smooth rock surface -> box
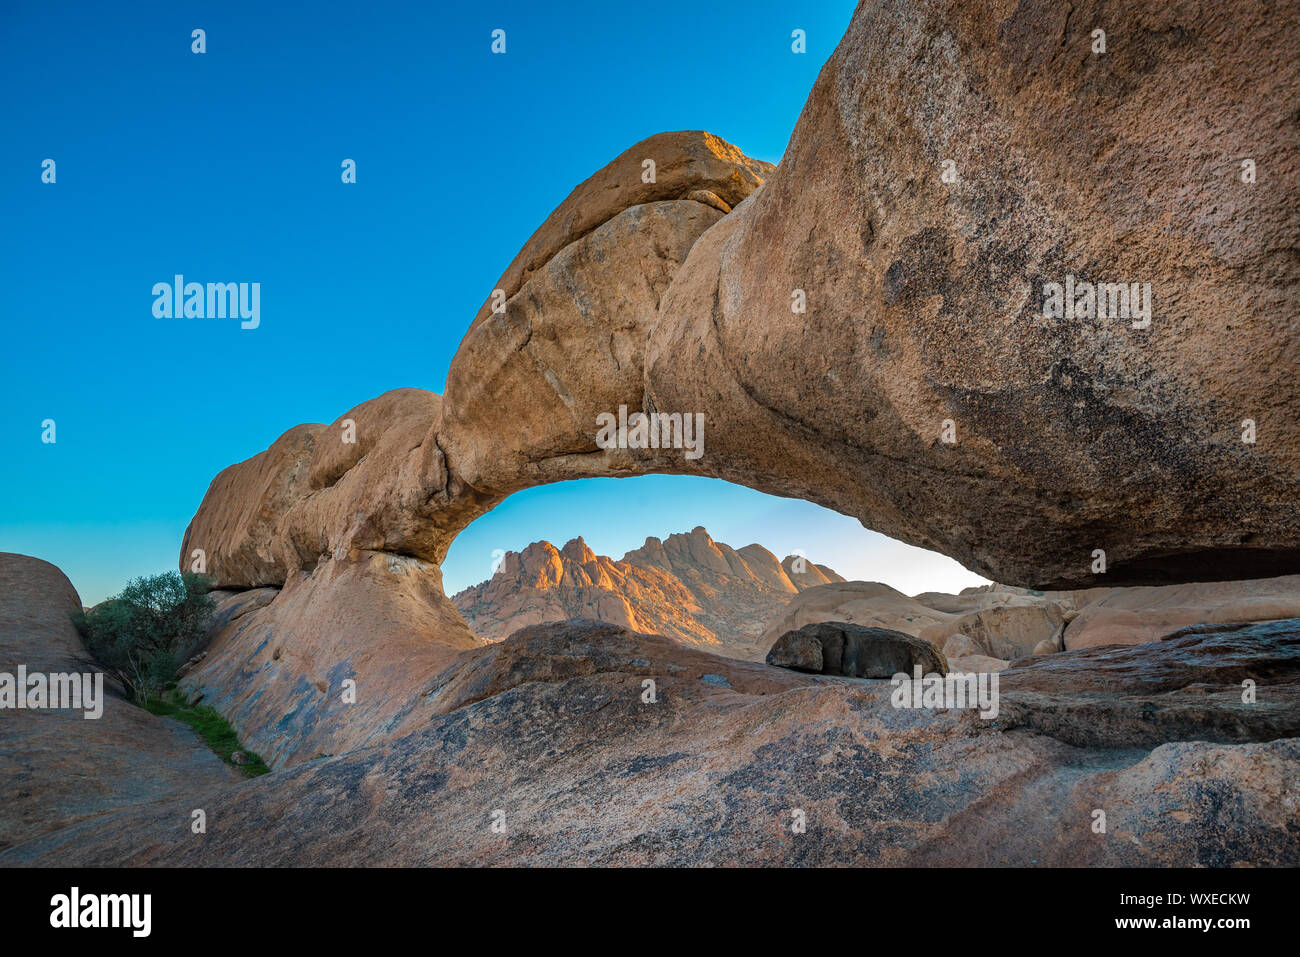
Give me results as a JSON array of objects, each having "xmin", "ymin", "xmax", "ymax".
[
  {"xmin": 644, "ymin": 0, "xmax": 1300, "ymax": 588},
  {"xmin": 179, "ymin": 550, "xmax": 480, "ymax": 768},
  {"xmin": 766, "ymin": 575, "xmax": 1300, "ymax": 652}
]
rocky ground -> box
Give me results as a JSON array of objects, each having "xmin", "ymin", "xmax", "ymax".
[
  {"xmin": 2, "ymin": 554, "xmax": 1297, "ymax": 866},
  {"xmin": 765, "ymin": 575, "xmax": 1300, "ymax": 663}
]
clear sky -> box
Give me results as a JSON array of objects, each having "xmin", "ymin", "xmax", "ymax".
[{"xmin": 1, "ymin": 0, "xmax": 989, "ymax": 605}]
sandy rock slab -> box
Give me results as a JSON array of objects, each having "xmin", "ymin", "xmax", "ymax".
[
  {"xmin": 5, "ymin": 620, "xmax": 1295, "ymax": 867},
  {"xmin": 766, "ymin": 575, "xmax": 1300, "ymax": 655}
]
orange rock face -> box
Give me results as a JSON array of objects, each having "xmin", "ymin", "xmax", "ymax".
[{"xmin": 452, "ymin": 527, "xmax": 841, "ymax": 656}]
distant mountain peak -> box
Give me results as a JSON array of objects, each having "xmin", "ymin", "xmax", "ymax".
[
  {"xmin": 560, "ymin": 537, "xmax": 596, "ymax": 564},
  {"xmin": 453, "ymin": 527, "xmax": 842, "ymax": 654}
]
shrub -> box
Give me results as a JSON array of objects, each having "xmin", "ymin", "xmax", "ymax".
[{"xmin": 73, "ymin": 571, "xmax": 215, "ymax": 703}]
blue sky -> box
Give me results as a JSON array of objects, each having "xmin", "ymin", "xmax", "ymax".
[{"xmin": 1, "ymin": 0, "xmax": 988, "ymax": 604}]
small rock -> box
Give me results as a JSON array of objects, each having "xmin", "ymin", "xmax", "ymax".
[
  {"xmin": 230, "ymin": 751, "xmax": 250, "ymax": 766},
  {"xmin": 948, "ymin": 653, "xmax": 1010, "ymax": 673}
]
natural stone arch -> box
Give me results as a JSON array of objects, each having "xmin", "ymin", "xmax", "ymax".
[
  {"xmin": 180, "ymin": 132, "xmax": 777, "ymax": 593},
  {"xmin": 178, "ymin": 0, "xmax": 1300, "ymax": 762}
]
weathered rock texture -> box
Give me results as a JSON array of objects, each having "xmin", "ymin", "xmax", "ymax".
[
  {"xmin": 763, "ymin": 574, "xmax": 1300, "ymax": 655},
  {"xmin": 453, "ymin": 526, "xmax": 841, "ymax": 656},
  {"xmin": 467, "ymin": 131, "xmax": 775, "ymax": 329},
  {"xmin": 644, "ymin": 0, "xmax": 1300, "ymax": 587},
  {"xmin": 7, "ymin": 619, "xmax": 1297, "ymax": 867},
  {"xmin": 995, "ymin": 618, "xmax": 1300, "ymax": 749},
  {"xmin": 179, "ymin": 551, "xmax": 479, "ymax": 767},
  {"xmin": 0, "ymin": 554, "xmax": 235, "ymax": 851}
]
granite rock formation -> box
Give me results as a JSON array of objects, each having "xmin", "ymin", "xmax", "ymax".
[
  {"xmin": 453, "ymin": 526, "xmax": 842, "ymax": 655},
  {"xmin": 11, "ymin": 0, "xmax": 1299, "ymax": 868},
  {"xmin": 645, "ymin": 0, "xmax": 1300, "ymax": 588},
  {"xmin": 6, "ymin": 617, "xmax": 1297, "ymax": 867},
  {"xmin": 763, "ymin": 575, "xmax": 1300, "ymax": 655}
]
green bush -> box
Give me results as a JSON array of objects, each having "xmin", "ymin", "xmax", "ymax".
[{"xmin": 73, "ymin": 571, "xmax": 215, "ymax": 704}]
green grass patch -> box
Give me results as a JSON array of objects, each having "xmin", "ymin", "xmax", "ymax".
[{"xmin": 144, "ymin": 692, "xmax": 270, "ymax": 777}]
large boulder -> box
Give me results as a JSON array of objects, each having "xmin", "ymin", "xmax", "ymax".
[
  {"xmin": 766, "ymin": 575, "xmax": 1300, "ymax": 655},
  {"xmin": 766, "ymin": 622, "xmax": 948, "ymax": 677},
  {"xmin": 1061, "ymin": 575, "xmax": 1300, "ymax": 649}
]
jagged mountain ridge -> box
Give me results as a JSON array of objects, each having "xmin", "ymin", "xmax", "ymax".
[{"xmin": 451, "ymin": 525, "xmax": 842, "ymax": 654}]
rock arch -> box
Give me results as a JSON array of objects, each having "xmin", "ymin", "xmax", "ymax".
[{"xmin": 178, "ymin": 1, "xmax": 1300, "ymax": 765}]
